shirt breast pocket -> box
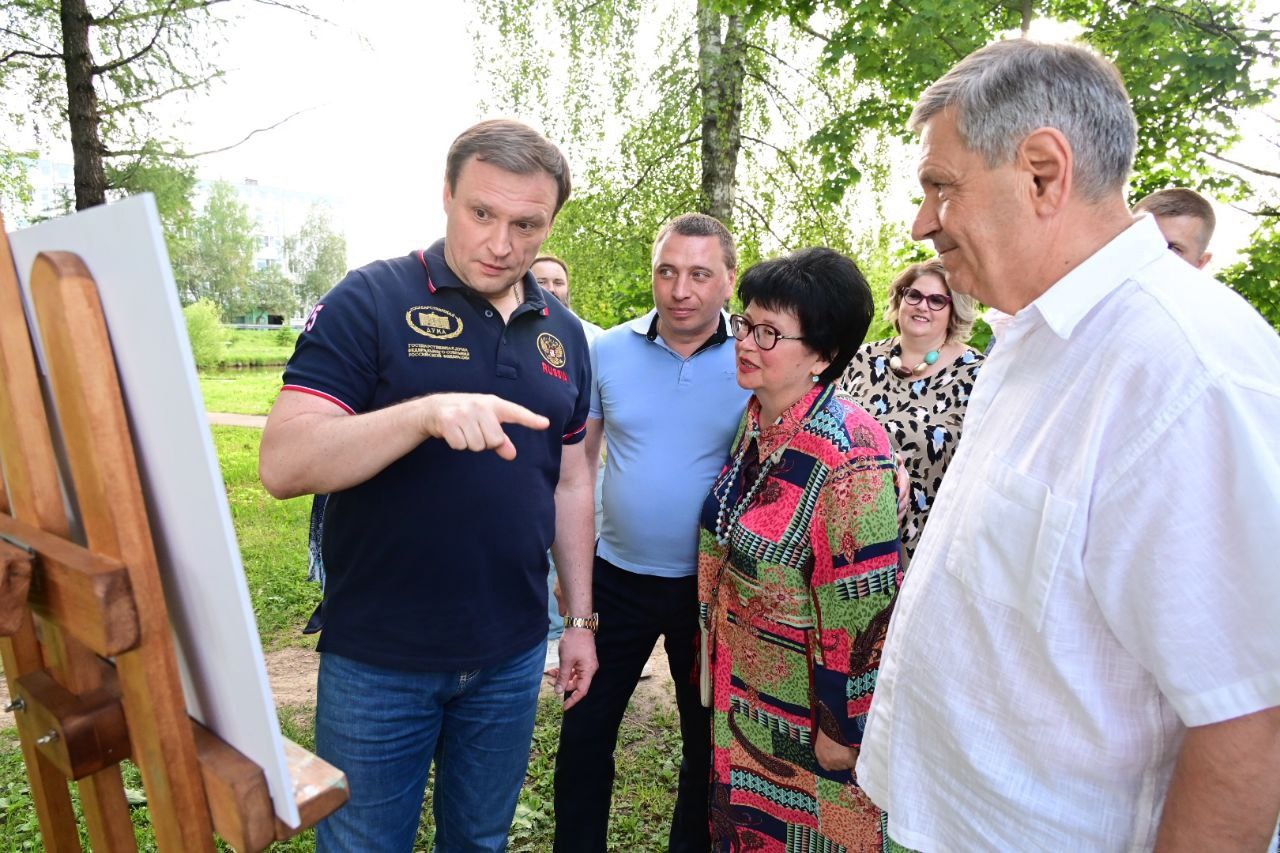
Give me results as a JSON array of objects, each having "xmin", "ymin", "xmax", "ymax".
[{"xmin": 944, "ymin": 460, "xmax": 1076, "ymax": 630}]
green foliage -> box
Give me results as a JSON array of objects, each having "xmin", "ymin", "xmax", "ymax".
[
  {"xmin": 284, "ymin": 205, "xmax": 348, "ymax": 312},
  {"xmin": 107, "ymin": 141, "xmax": 199, "ymax": 258},
  {"xmin": 475, "ymin": 0, "xmax": 913, "ymax": 323},
  {"xmin": 0, "ymin": 0, "xmax": 229, "ymax": 209},
  {"xmin": 249, "ymin": 263, "xmax": 300, "ymax": 319},
  {"xmin": 1221, "ymin": 218, "xmax": 1280, "ymax": 330},
  {"xmin": 0, "ymin": 149, "xmax": 36, "ymax": 213},
  {"xmin": 473, "ymin": 0, "xmax": 1279, "ymax": 325},
  {"xmin": 171, "ymin": 181, "xmax": 262, "ymax": 316},
  {"xmin": 0, "ymin": 733, "xmax": 42, "ymax": 848},
  {"xmin": 183, "ymin": 298, "xmax": 229, "ymax": 369}
]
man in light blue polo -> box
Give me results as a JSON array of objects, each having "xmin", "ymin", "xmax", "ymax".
[{"xmin": 553, "ymin": 213, "xmax": 749, "ymax": 852}]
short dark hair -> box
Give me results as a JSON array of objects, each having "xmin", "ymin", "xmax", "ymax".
[
  {"xmin": 445, "ymin": 120, "xmax": 572, "ymax": 214},
  {"xmin": 653, "ymin": 212, "xmax": 737, "ymax": 272},
  {"xmin": 738, "ymin": 247, "xmax": 874, "ymax": 385},
  {"xmin": 1132, "ymin": 188, "xmax": 1216, "ymax": 250}
]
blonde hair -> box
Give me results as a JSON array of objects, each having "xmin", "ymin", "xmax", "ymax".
[{"xmin": 885, "ymin": 259, "xmax": 977, "ymax": 345}]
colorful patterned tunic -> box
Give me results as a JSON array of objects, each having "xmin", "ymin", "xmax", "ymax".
[
  {"xmin": 697, "ymin": 384, "xmax": 902, "ymax": 852},
  {"xmin": 838, "ymin": 338, "xmax": 982, "ymax": 565}
]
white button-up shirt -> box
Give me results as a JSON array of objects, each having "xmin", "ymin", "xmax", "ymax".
[{"xmin": 857, "ymin": 216, "xmax": 1280, "ymax": 851}]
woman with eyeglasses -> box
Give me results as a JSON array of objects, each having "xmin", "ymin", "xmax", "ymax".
[
  {"xmin": 697, "ymin": 248, "xmax": 901, "ymax": 851},
  {"xmin": 838, "ymin": 258, "xmax": 983, "ymax": 566}
]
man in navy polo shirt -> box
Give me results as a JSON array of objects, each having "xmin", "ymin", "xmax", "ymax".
[
  {"xmin": 260, "ymin": 119, "xmax": 598, "ymax": 853},
  {"xmin": 553, "ymin": 213, "xmax": 751, "ymax": 852}
]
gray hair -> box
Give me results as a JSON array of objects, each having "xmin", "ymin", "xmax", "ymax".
[
  {"xmin": 885, "ymin": 259, "xmax": 978, "ymax": 346},
  {"xmin": 652, "ymin": 213, "xmax": 738, "ymax": 272},
  {"xmin": 446, "ymin": 120, "xmax": 572, "ymax": 214},
  {"xmin": 910, "ymin": 39, "xmax": 1137, "ymax": 203}
]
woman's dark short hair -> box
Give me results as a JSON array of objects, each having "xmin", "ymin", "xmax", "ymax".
[{"xmin": 738, "ymin": 247, "xmax": 874, "ymax": 385}]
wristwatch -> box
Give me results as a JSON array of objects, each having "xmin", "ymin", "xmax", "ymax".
[{"xmin": 563, "ymin": 612, "xmax": 599, "ymax": 633}]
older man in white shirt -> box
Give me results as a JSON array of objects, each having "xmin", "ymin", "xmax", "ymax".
[{"xmin": 857, "ymin": 39, "xmax": 1280, "ymax": 851}]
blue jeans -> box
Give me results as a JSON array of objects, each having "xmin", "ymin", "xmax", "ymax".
[{"xmin": 315, "ymin": 643, "xmax": 544, "ymax": 852}]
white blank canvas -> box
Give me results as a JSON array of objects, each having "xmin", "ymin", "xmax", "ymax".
[{"xmin": 8, "ymin": 194, "xmax": 299, "ymax": 828}]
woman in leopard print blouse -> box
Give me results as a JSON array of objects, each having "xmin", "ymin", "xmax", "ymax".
[{"xmin": 839, "ymin": 259, "xmax": 983, "ymax": 565}]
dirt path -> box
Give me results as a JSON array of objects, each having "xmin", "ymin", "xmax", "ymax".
[
  {"xmin": 207, "ymin": 411, "xmax": 268, "ymax": 427},
  {"xmin": 264, "ymin": 642, "xmax": 678, "ymax": 713}
]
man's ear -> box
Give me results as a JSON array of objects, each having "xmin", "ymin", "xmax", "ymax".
[
  {"xmin": 442, "ymin": 179, "xmax": 453, "ymax": 212},
  {"xmin": 1019, "ymin": 128, "xmax": 1072, "ymax": 216},
  {"xmin": 1196, "ymin": 251, "xmax": 1213, "ymax": 271}
]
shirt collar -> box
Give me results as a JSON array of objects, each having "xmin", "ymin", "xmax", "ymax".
[
  {"xmin": 747, "ymin": 383, "xmax": 832, "ymax": 461},
  {"xmin": 1030, "ymin": 216, "xmax": 1167, "ymax": 340},
  {"xmin": 628, "ymin": 309, "xmax": 730, "ymax": 354},
  {"xmin": 417, "ymin": 239, "xmax": 550, "ymax": 317}
]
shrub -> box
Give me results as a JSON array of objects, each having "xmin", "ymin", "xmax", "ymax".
[
  {"xmin": 274, "ymin": 326, "xmax": 298, "ymax": 347},
  {"xmin": 184, "ymin": 299, "xmax": 228, "ymax": 369}
]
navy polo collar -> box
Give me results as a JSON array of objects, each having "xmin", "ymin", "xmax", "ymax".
[{"xmin": 417, "ymin": 239, "xmax": 551, "ymax": 318}]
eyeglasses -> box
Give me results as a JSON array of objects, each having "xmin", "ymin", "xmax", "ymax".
[
  {"xmin": 729, "ymin": 314, "xmax": 805, "ymax": 351},
  {"xmin": 902, "ymin": 287, "xmax": 952, "ymax": 311}
]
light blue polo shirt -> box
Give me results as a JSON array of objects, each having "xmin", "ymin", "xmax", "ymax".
[{"xmin": 590, "ymin": 310, "xmax": 749, "ymax": 577}]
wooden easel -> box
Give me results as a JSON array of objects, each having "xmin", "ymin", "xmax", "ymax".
[{"xmin": 0, "ymin": 213, "xmax": 346, "ymax": 851}]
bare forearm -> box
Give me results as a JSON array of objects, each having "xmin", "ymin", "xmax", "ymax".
[
  {"xmin": 1155, "ymin": 707, "xmax": 1280, "ymax": 851},
  {"xmin": 260, "ymin": 397, "xmax": 431, "ymax": 498},
  {"xmin": 260, "ymin": 391, "xmax": 549, "ymax": 498},
  {"xmin": 551, "ymin": 476, "xmax": 594, "ymax": 618}
]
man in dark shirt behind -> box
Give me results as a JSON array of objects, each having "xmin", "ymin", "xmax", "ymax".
[{"xmin": 260, "ymin": 119, "xmax": 598, "ymax": 853}]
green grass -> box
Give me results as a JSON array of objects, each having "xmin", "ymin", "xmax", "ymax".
[
  {"xmin": 408, "ymin": 698, "xmax": 680, "ymax": 851},
  {"xmin": 219, "ymin": 328, "xmax": 298, "ymax": 368},
  {"xmin": 213, "ymin": 425, "xmax": 319, "ymax": 646},
  {"xmin": 199, "ymin": 368, "xmax": 284, "ymax": 415}
]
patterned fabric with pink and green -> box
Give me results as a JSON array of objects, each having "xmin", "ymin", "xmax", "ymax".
[{"xmin": 698, "ymin": 384, "xmax": 902, "ymax": 852}]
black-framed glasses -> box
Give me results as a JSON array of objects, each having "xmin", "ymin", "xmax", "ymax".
[
  {"xmin": 729, "ymin": 314, "xmax": 805, "ymax": 351},
  {"xmin": 902, "ymin": 287, "xmax": 952, "ymax": 311}
]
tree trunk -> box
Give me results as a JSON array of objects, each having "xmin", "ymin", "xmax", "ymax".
[
  {"xmin": 697, "ymin": 0, "xmax": 744, "ymax": 225},
  {"xmin": 60, "ymin": 0, "xmax": 107, "ymax": 209},
  {"xmin": 1021, "ymin": 0, "xmax": 1033, "ymax": 37}
]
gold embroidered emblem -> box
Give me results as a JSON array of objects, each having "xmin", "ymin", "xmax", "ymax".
[
  {"xmin": 406, "ymin": 306, "xmax": 463, "ymax": 340},
  {"xmin": 537, "ymin": 332, "xmax": 567, "ymax": 369}
]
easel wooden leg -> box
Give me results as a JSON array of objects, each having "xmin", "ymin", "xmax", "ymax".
[
  {"xmin": 2, "ymin": 213, "xmax": 346, "ymax": 851},
  {"xmin": 1, "ymin": 214, "xmax": 134, "ymax": 850},
  {"xmin": 31, "ymin": 251, "xmax": 215, "ymax": 850},
  {"xmin": 42, "ymin": 630, "xmax": 138, "ymax": 851},
  {"xmin": 0, "ymin": 629, "xmax": 82, "ymax": 853}
]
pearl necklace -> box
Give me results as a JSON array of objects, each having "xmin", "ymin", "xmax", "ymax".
[
  {"xmin": 888, "ymin": 340, "xmax": 940, "ymax": 377},
  {"xmin": 713, "ymin": 386, "xmax": 833, "ymax": 545}
]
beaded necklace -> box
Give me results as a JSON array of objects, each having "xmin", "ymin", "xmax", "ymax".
[
  {"xmin": 713, "ymin": 385, "xmax": 833, "ymax": 546},
  {"xmin": 888, "ymin": 339, "xmax": 941, "ymax": 377}
]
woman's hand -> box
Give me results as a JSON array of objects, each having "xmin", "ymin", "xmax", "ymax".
[
  {"xmin": 893, "ymin": 453, "xmax": 910, "ymax": 521},
  {"xmin": 814, "ymin": 729, "xmax": 860, "ymax": 771}
]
